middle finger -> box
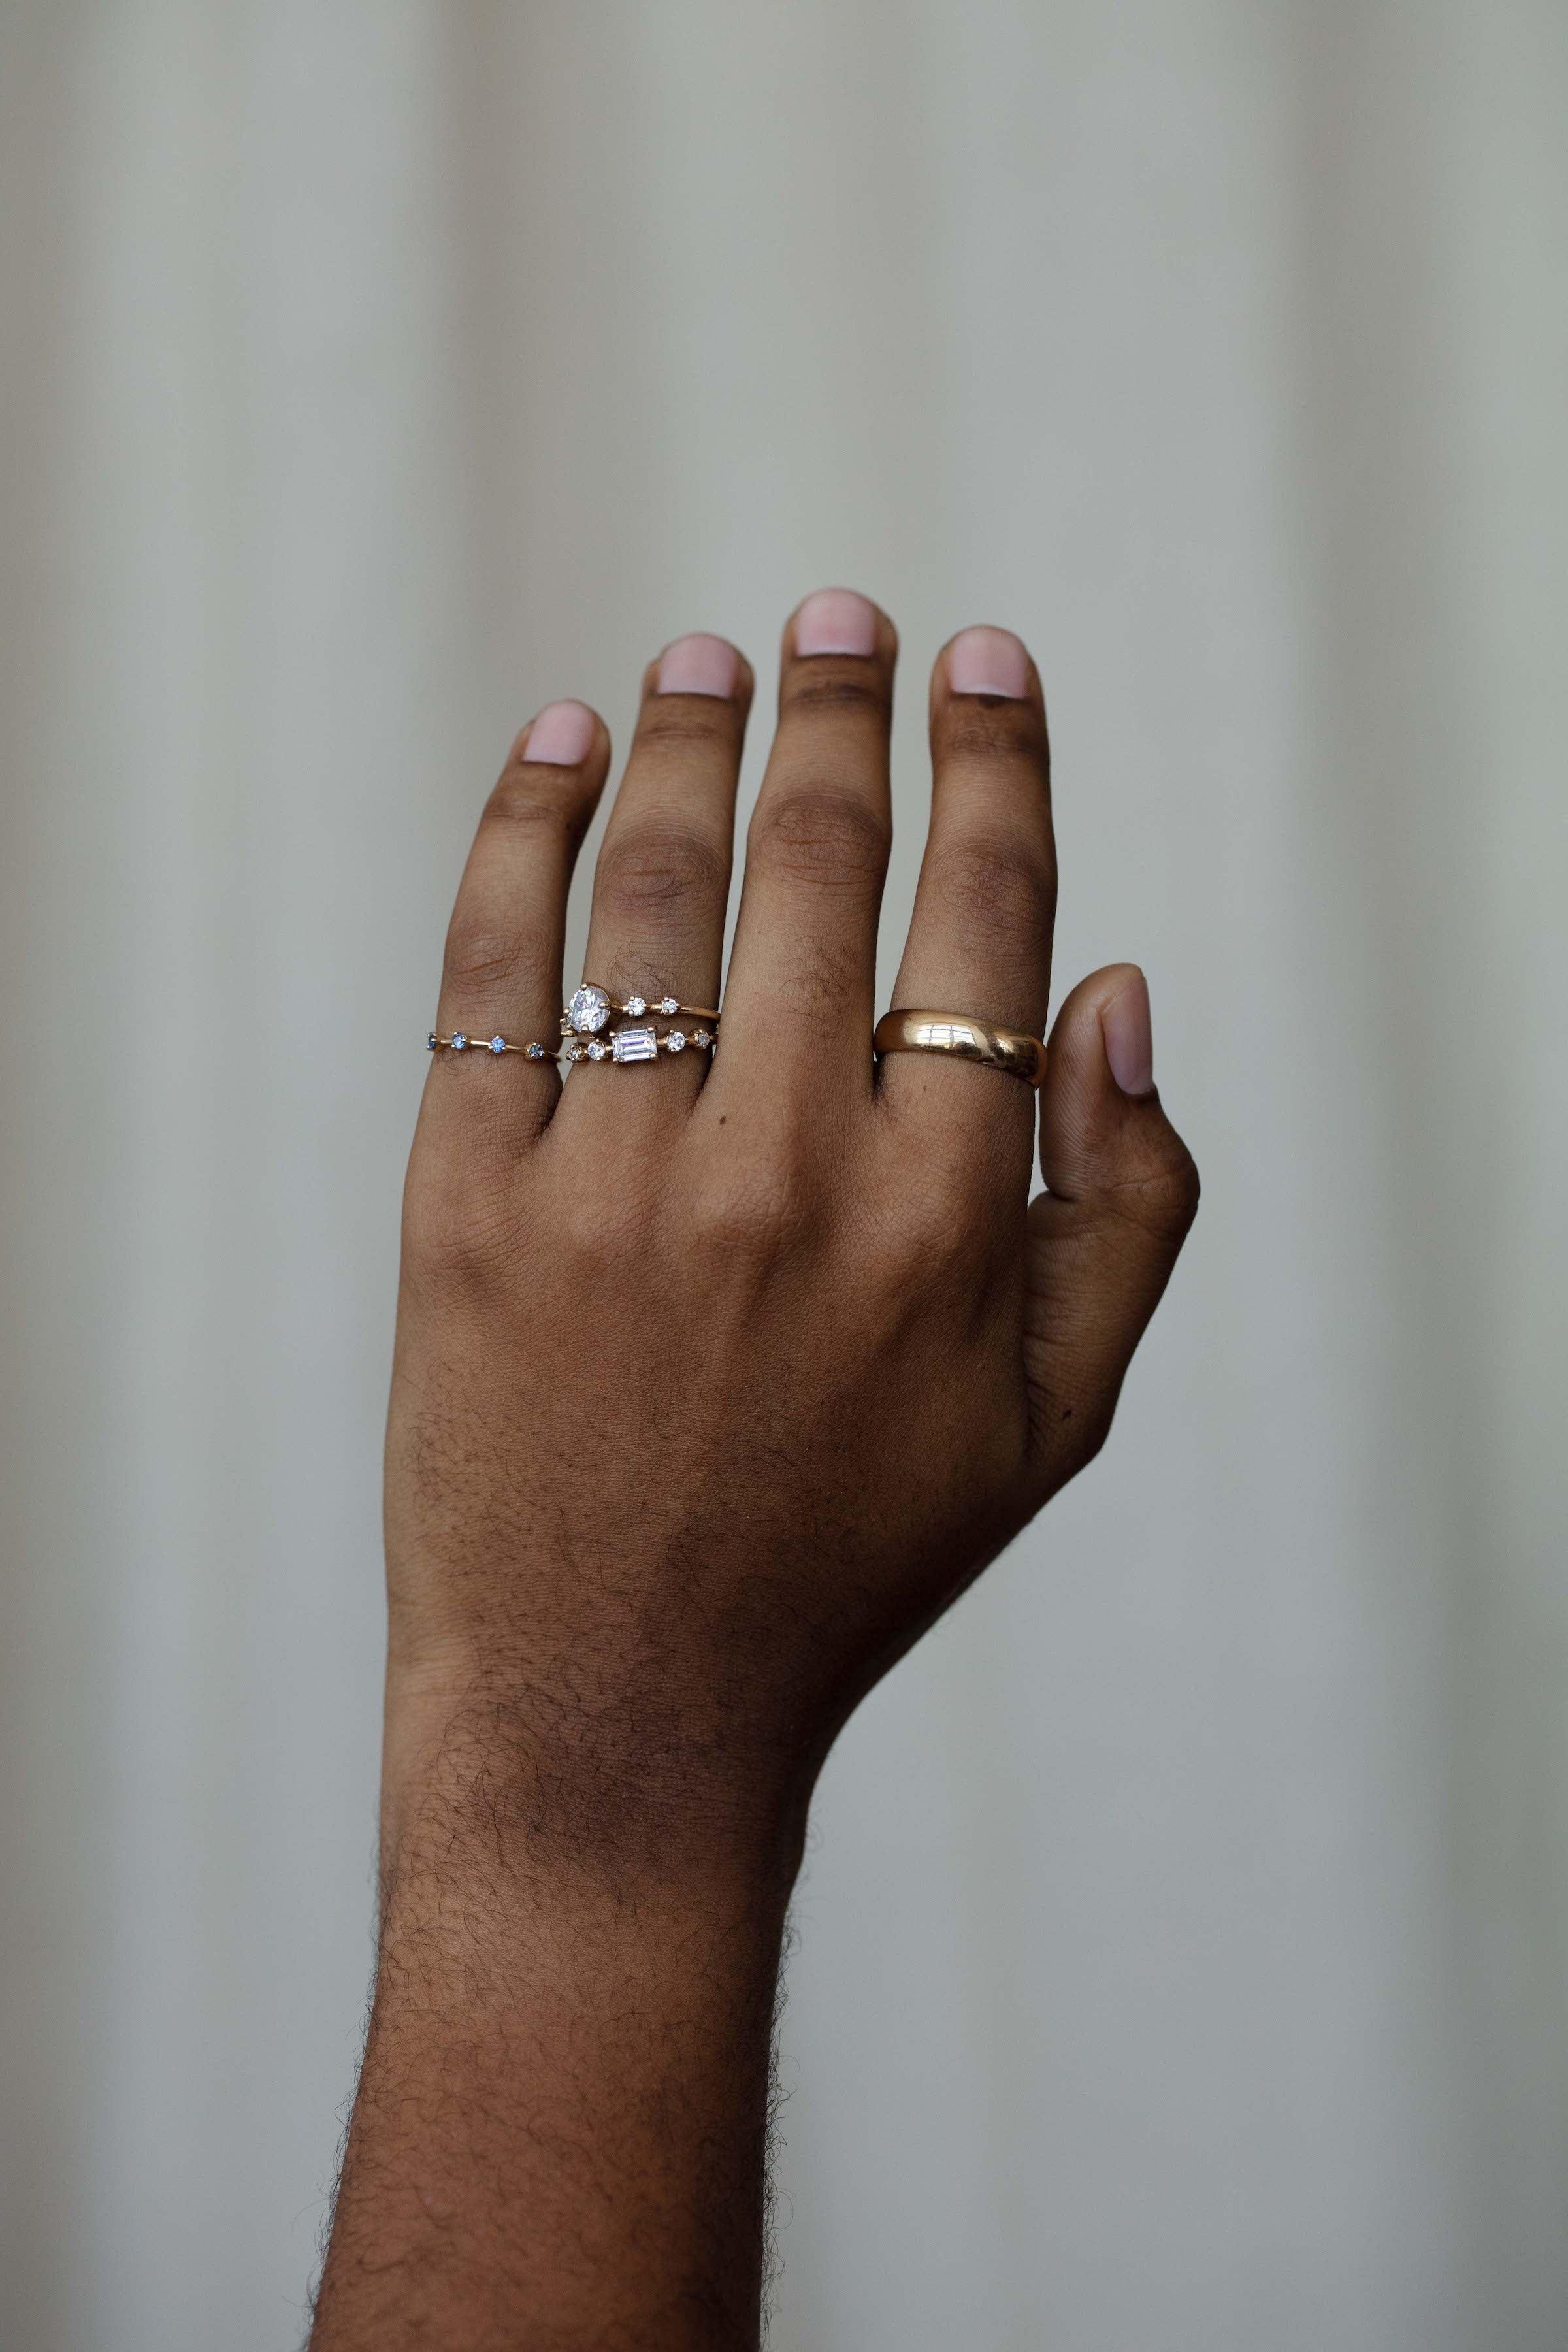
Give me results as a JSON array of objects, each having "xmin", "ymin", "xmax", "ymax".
[{"xmin": 711, "ymin": 588, "xmax": 896, "ymax": 1112}]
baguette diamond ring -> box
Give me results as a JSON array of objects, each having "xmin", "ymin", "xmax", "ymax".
[{"xmin": 561, "ymin": 1023, "xmax": 715, "ymax": 1065}]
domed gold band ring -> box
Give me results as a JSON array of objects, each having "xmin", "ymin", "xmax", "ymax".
[{"xmin": 873, "ymin": 1007, "xmax": 1046, "ymax": 1088}]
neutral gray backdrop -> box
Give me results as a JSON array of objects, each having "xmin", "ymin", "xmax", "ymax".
[{"xmin": 3, "ymin": 5, "xmax": 1565, "ymax": 2348}]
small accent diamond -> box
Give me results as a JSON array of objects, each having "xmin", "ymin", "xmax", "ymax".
[
  {"xmin": 525, "ymin": 1041, "xmax": 546, "ymax": 1060},
  {"xmin": 623, "ymin": 995, "xmax": 647, "ymax": 1017},
  {"xmin": 657, "ymin": 996, "xmax": 679, "ymax": 1015},
  {"xmin": 693, "ymin": 1028, "xmax": 711, "ymax": 1047},
  {"xmin": 587, "ymin": 1038, "xmax": 607, "ymax": 1060},
  {"xmin": 489, "ymin": 1035, "xmax": 506, "ymax": 1054},
  {"xmin": 668, "ymin": 1030, "xmax": 687, "ymax": 1052},
  {"xmin": 568, "ymin": 983, "xmax": 611, "ymax": 1035},
  {"xmin": 451, "ymin": 1032, "xmax": 468, "ymax": 1051},
  {"xmin": 612, "ymin": 1026, "xmax": 659, "ymax": 1064}
]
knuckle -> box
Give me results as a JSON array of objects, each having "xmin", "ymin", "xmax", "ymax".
[
  {"xmin": 596, "ymin": 822, "xmax": 727, "ymax": 923},
  {"xmin": 482, "ymin": 776, "xmax": 580, "ymax": 837},
  {"xmin": 896, "ymin": 1169, "xmax": 978, "ymax": 1267},
  {"xmin": 402, "ymin": 1155, "xmax": 520, "ymax": 1289},
  {"xmin": 442, "ymin": 921, "xmax": 535, "ymax": 995},
  {"xmin": 636, "ymin": 702, "xmax": 738, "ymax": 750},
  {"xmin": 555, "ymin": 1186, "xmax": 646, "ymax": 1274},
  {"xmin": 748, "ymin": 786, "xmax": 890, "ymax": 892},
  {"xmin": 785, "ymin": 670, "xmax": 892, "ymax": 720},
  {"xmin": 928, "ymin": 837, "xmax": 1054, "ymax": 941},
  {"xmin": 1104, "ymin": 1137, "xmax": 1201, "ymax": 1243},
  {"xmin": 941, "ymin": 702, "xmax": 1045, "ymax": 761},
  {"xmin": 692, "ymin": 1157, "xmax": 816, "ymax": 1259},
  {"xmin": 766, "ymin": 935, "xmax": 860, "ymax": 1019}
]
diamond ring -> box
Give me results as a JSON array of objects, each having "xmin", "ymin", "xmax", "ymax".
[
  {"xmin": 563, "ymin": 981, "xmax": 720, "ymax": 1037},
  {"xmin": 561, "ymin": 1022, "xmax": 715, "ymax": 1066}
]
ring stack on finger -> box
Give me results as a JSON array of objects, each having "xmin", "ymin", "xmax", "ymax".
[
  {"xmin": 425, "ymin": 980, "xmax": 720, "ymax": 1069},
  {"xmin": 557, "ymin": 981, "xmax": 719, "ymax": 1067}
]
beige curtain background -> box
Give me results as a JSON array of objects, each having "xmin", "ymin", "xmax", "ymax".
[{"xmin": 3, "ymin": 5, "xmax": 1565, "ymax": 2347}]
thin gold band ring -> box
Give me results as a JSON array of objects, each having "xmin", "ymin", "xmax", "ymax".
[{"xmin": 873, "ymin": 1007, "xmax": 1046, "ymax": 1088}]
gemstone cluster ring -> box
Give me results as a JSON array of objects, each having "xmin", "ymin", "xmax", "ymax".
[
  {"xmin": 557, "ymin": 979, "xmax": 720, "ymax": 1068},
  {"xmin": 424, "ymin": 979, "xmax": 721, "ymax": 1072},
  {"xmin": 563, "ymin": 982, "xmax": 720, "ymax": 1036}
]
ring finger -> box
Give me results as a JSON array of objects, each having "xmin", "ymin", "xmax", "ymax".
[{"xmin": 553, "ymin": 633, "xmax": 752, "ymax": 1135}]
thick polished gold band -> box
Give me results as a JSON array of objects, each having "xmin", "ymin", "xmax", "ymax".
[{"xmin": 873, "ymin": 1007, "xmax": 1046, "ymax": 1088}]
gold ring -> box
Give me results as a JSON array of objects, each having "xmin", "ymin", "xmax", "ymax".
[{"xmin": 873, "ymin": 1007, "xmax": 1045, "ymax": 1088}]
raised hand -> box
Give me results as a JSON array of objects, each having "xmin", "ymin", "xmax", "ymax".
[{"xmin": 312, "ymin": 591, "xmax": 1198, "ymax": 2351}]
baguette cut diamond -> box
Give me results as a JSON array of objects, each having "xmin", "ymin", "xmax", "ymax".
[
  {"xmin": 568, "ymin": 983, "xmax": 611, "ymax": 1034},
  {"xmin": 611, "ymin": 1026, "xmax": 659, "ymax": 1064}
]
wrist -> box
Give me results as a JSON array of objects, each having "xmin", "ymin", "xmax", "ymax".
[{"xmin": 380, "ymin": 1656, "xmax": 815, "ymax": 1914}]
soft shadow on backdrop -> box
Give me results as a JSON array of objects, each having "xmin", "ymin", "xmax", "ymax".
[{"xmin": 2, "ymin": 6, "xmax": 1565, "ymax": 2349}]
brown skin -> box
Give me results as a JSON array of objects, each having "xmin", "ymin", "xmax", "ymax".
[{"xmin": 309, "ymin": 598, "xmax": 1198, "ymax": 2349}]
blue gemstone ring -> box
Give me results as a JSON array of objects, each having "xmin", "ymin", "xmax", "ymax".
[{"xmin": 426, "ymin": 1032, "xmax": 557, "ymax": 1063}]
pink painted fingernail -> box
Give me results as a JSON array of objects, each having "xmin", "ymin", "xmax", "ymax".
[
  {"xmin": 947, "ymin": 625, "xmax": 1031, "ymax": 700},
  {"xmin": 794, "ymin": 587, "xmax": 879, "ymax": 658},
  {"xmin": 1102, "ymin": 970, "xmax": 1154, "ymax": 1096},
  {"xmin": 524, "ymin": 700, "xmax": 596, "ymax": 765},
  {"xmin": 658, "ymin": 633, "xmax": 740, "ymax": 698}
]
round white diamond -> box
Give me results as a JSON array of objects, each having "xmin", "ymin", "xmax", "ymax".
[
  {"xmin": 587, "ymin": 1038, "xmax": 607, "ymax": 1060},
  {"xmin": 668, "ymin": 1030, "xmax": 687, "ymax": 1052},
  {"xmin": 568, "ymin": 983, "xmax": 611, "ymax": 1034},
  {"xmin": 623, "ymin": 995, "xmax": 647, "ymax": 1017},
  {"xmin": 657, "ymin": 996, "xmax": 679, "ymax": 1015},
  {"xmin": 451, "ymin": 1032, "xmax": 468, "ymax": 1051},
  {"xmin": 693, "ymin": 1028, "xmax": 711, "ymax": 1047}
]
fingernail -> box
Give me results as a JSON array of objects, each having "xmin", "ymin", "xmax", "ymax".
[
  {"xmin": 1102, "ymin": 971, "xmax": 1154, "ymax": 1096},
  {"xmin": 947, "ymin": 625, "xmax": 1031, "ymax": 700},
  {"xmin": 524, "ymin": 700, "xmax": 596, "ymax": 765},
  {"xmin": 794, "ymin": 587, "xmax": 878, "ymax": 658},
  {"xmin": 658, "ymin": 633, "xmax": 740, "ymax": 698}
]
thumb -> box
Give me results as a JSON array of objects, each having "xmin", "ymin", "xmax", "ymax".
[{"xmin": 1023, "ymin": 964, "xmax": 1200, "ymax": 1493}]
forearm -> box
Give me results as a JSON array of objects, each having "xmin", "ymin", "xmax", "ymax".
[{"xmin": 310, "ymin": 1691, "xmax": 802, "ymax": 2350}]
